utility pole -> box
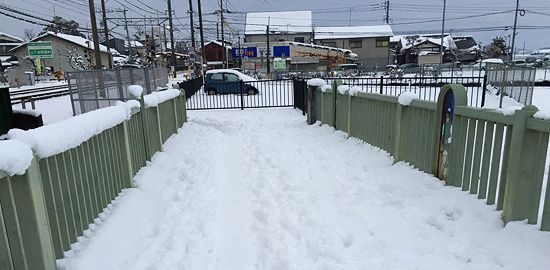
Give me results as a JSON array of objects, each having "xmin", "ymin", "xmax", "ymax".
[
  {"xmin": 220, "ymin": 0, "xmax": 226, "ymax": 68},
  {"xmin": 188, "ymin": 0, "xmax": 196, "ymax": 50},
  {"xmin": 197, "ymin": 0, "xmax": 206, "ymax": 78},
  {"xmin": 87, "ymin": 0, "xmax": 102, "ymax": 69},
  {"xmin": 100, "ymin": 0, "xmax": 112, "ymax": 68},
  {"xmin": 216, "ymin": 23, "xmax": 220, "ymax": 40},
  {"xmin": 167, "ymin": 0, "xmax": 177, "ymax": 77},
  {"xmin": 123, "ymin": 9, "xmax": 133, "ymax": 64},
  {"xmin": 510, "ymin": 0, "xmax": 520, "ymax": 61},
  {"xmin": 266, "ymin": 19, "xmax": 271, "ymax": 78},
  {"xmin": 384, "ymin": 0, "xmax": 390, "ymax": 24},
  {"xmin": 439, "ymin": 0, "xmax": 447, "ymax": 65}
]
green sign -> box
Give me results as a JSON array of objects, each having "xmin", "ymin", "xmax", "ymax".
[
  {"xmin": 28, "ymin": 41, "xmax": 53, "ymax": 59},
  {"xmin": 273, "ymin": 59, "xmax": 286, "ymax": 70}
]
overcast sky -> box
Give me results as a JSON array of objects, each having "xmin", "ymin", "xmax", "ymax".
[{"xmin": 2, "ymin": 0, "xmax": 549, "ymax": 51}]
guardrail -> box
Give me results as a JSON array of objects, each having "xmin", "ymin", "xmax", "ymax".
[
  {"xmin": 0, "ymin": 89, "xmax": 187, "ymax": 270},
  {"xmin": 310, "ymin": 81, "xmax": 550, "ymax": 232}
]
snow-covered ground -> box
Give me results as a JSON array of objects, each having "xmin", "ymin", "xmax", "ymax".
[
  {"xmin": 8, "ymin": 80, "xmax": 67, "ymax": 92},
  {"xmin": 57, "ymin": 109, "xmax": 550, "ymax": 270},
  {"xmin": 11, "ymin": 95, "xmax": 73, "ymax": 125}
]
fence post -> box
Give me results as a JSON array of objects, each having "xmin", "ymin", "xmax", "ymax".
[
  {"xmin": 332, "ymin": 80, "xmax": 338, "ymax": 129},
  {"xmin": 0, "ymin": 158, "xmax": 56, "ymax": 270},
  {"xmin": 481, "ymin": 74, "xmax": 487, "ymax": 108},
  {"xmin": 302, "ymin": 79, "xmax": 306, "ymax": 116},
  {"xmin": 306, "ymin": 85, "xmax": 317, "ymax": 125},
  {"xmin": 119, "ymin": 121, "xmax": 135, "ymax": 188},
  {"xmin": 347, "ymin": 93, "xmax": 352, "ymax": 135},
  {"xmin": 379, "ymin": 76, "xmax": 384, "ymax": 95},
  {"xmin": 393, "ymin": 103, "xmax": 404, "ymax": 163},
  {"xmin": 240, "ymin": 80, "xmax": 245, "ymax": 110},
  {"xmin": 138, "ymin": 95, "xmax": 151, "ymax": 161},
  {"xmin": 502, "ymin": 105, "xmax": 541, "ymax": 224}
]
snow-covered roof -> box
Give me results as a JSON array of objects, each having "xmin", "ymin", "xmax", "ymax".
[
  {"xmin": 314, "ymin": 25, "xmax": 393, "ymax": 40},
  {"xmin": 10, "ymin": 32, "xmax": 110, "ymax": 53},
  {"xmin": 0, "ymin": 32, "xmax": 24, "ymax": 42},
  {"xmin": 205, "ymin": 40, "xmax": 232, "ymax": 49},
  {"xmin": 124, "ymin": 40, "xmax": 144, "ymax": 48},
  {"xmin": 287, "ymin": 41, "xmax": 351, "ymax": 53},
  {"xmin": 399, "ymin": 35, "xmax": 456, "ymax": 53},
  {"xmin": 245, "ymin": 11, "xmax": 312, "ymax": 35}
]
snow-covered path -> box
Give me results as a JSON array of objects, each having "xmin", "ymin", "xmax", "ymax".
[{"xmin": 59, "ymin": 109, "xmax": 550, "ymax": 270}]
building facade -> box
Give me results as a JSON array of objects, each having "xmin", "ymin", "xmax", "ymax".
[
  {"xmin": 314, "ymin": 25, "xmax": 393, "ymax": 71},
  {"xmin": 10, "ymin": 32, "xmax": 112, "ymax": 75}
]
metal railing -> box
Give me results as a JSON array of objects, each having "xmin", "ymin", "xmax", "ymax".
[
  {"xmin": 0, "ymin": 93, "xmax": 187, "ymax": 270},
  {"xmin": 322, "ymin": 76, "xmax": 488, "ymax": 107},
  {"xmin": 310, "ymin": 82, "xmax": 550, "ymax": 232},
  {"xmin": 185, "ymin": 79, "xmax": 294, "ymax": 110},
  {"xmin": 67, "ymin": 67, "xmax": 169, "ymax": 115},
  {"xmin": 485, "ymin": 63, "xmax": 536, "ymax": 107}
]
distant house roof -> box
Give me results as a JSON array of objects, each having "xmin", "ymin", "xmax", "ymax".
[
  {"xmin": 245, "ymin": 11, "xmax": 312, "ymax": 35},
  {"xmin": 0, "ymin": 32, "xmax": 24, "ymax": 43},
  {"xmin": 398, "ymin": 35, "xmax": 456, "ymax": 53},
  {"xmin": 314, "ymin": 25, "xmax": 393, "ymax": 40},
  {"xmin": 205, "ymin": 40, "xmax": 232, "ymax": 49},
  {"xmin": 11, "ymin": 32, "xmax": 110, "ymax": 53}
]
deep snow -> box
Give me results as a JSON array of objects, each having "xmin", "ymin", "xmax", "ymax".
[{"xmin": 58, "ymin": 108, "xmax": 550, "ymax": 270}]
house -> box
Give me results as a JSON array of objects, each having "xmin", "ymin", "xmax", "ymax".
[
  {"xmin": 203, "ymin": 40, "xmax": 233, "ymax": 69},
  {"xmin": 452, "ymin": 35, "xmax": 481, "ymax": 63},
  {"xmin": 314, "ymin": 25, "xmax": 393, "ymax": 71},
  {"xmin": 0, "ymin": 32, "xmax": 23, "ymax": 56},
  {"xmin": 245, "ymin": 11, "xmax": 313, "ymax": 44},
  {"xmin": 394, "ymin": 34, "xmax": 456, "ymax": 65},
  {"xmin": 10, "ymin": 31, "xmax": 112, "ymax": 75},
  {"xmin": 102, "ymin": 38, "xmax": 145, "ymax": 61}
]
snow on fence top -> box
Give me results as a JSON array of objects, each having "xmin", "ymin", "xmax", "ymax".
[
  {"xmin": 398, "ymin": 91, "xmax": 417, "ymax": 106},
  {"xmin": 337, "ymin": 85, "xmax": 350, "ymax": 95},
  {"xmin": 12, "ymin": 108, "xmax": 42, "ymax": 117},
  {"xmin": 349, "ymin": 86, "xmax": 361, "ymax": 96},
  {"xmin": 0, "ymin": 139, "xmax": 33, "ymax": 176},
  {"xmin": 128, "ymin": 85, "xmax": 144, "ymax": 99},
  {"xmin": 143, "ymin": 89, "xmax": 181, "ymax": 108},
  {"xmin": 307, "ymin": 78, "xmax": 326, "ymax": 87},
  {"xmin": 8, "ymin": 102, "xmax": 135, "ymax": 158}
]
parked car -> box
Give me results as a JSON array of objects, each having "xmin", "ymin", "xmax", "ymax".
[
  {"xmin": 398, "ymin": 63, "xmax": 421, "ymax": 74},
  {"xmin": 204, "ymin": 69, "xmax": 258, "ymax": 95}
]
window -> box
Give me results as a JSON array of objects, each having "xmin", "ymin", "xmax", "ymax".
[
  {"xmin": 376, "ymin": 39, "xmax": 389, "ymax": 47},
  {"xmin": 350, "ymin": 39, "xmax": 363, "ymax": 48},
  {"xmin": 294, "ymin": 37, "xmax": 305, "ymax": 43},
  {"xmin": 322, "ymin": 42, "xmax": 336, "ymax": 48},
  {"xmin": 210, "ymin": 73, "xmax": 223, "ymax": 81},
  {"xmin": 224, "ymin": 73, "xmax": 240, "ymax": 82}
]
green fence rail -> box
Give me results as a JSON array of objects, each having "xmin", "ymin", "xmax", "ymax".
[
  {"xmin": 312, "ymin": 82, "xmax": 550, "ymax": 232},
  {"xmin": 0, "ymin": 92, "xmax": 187, "ymax": 270}
]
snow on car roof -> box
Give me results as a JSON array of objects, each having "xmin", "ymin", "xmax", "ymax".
[{"xmin": 206, "ymin": 69, "xmax": 256, "ymax": 82}]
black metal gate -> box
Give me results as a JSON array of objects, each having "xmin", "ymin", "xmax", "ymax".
[{"xmin": 183, "ymin": 79, "xmax": 298, "ymax": 110}]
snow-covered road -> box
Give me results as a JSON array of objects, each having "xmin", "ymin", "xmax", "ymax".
[{"xmin": 58, "ymin": 109, "xmax": 550, "ymax": 270}]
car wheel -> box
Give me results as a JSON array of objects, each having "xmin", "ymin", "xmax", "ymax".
[
  {"xmin": 247, "ymin": 87, "xmax": 257, "ymax": 95},
  {"xmin": 207, "ymin": 88, "xmax": 217, "ymax": 95}
]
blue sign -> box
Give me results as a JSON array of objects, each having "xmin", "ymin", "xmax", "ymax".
[
  {"xmin": 232, "ymin": 47, "xmax": 257, "ymax": 58},
  {"xmin": 273, "ymin": 46, "xmax": 290, "ymax": 58}
]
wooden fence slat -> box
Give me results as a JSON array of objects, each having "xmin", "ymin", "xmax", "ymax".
[
  {"xmin": 487, "ymin": 124, "xmax": 505, "ymax": 205},
  {"xmin": 470, "ymin": 120, "xmax": 486, "ymax": 195},
  {"xmin": 478, "ymin": 122, "xmax": 495, "ymax": 199}
]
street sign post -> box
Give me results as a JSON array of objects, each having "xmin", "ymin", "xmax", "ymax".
[{"xmin": 28, "ymin": 41, "xmax": 54, "ymax": 59}]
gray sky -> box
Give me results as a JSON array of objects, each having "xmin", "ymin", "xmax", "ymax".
[{"xmin": 1, "ymin": 0, "xmax": 549, "ymax": 51}]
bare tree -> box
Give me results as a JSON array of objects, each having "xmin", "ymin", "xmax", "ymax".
[{"xmin": 24, "ymin": 29, "xmax": 36, "ymax": 41}]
